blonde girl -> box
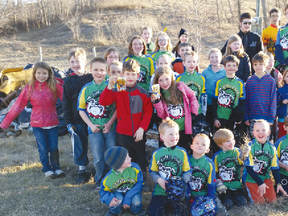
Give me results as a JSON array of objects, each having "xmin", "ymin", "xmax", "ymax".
[
  {"xmin": 0, "ymin": 62, "xmax": 65, "ymax": 178},
  {"xmin": 223, "ymin": 34, "xmax": 251, "ymax": 82},
  {"xmin": 152, "ymin": 31, "xmax": 175, "ymax": 62}
]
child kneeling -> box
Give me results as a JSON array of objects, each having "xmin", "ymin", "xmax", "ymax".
[
  {"xmin": 147, "ymin": 118, "xmax": 192, "ymax": 216},
  {"xmin": 100, "ymin": 146, "xmax": 145, "ymax": 216}
]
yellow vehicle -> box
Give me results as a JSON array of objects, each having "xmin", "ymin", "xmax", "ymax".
[{"xmin": 0, "ymin": 67, "xmax": 33, "ymax": 96}]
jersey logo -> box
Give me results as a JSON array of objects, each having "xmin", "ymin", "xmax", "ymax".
[
  {"xmin": 253, "ymin": 156, "xmax": 268, "ymax": 174},
  {"xmin": 189, "ymin": 176, "xmax": 203, "ymax": 191},
  {"xmin": 218, "ymin": 88, "xmax": 235, "ymax": 108},
  {"xmin": 219, "ymin": 166, "xmax": 235, "ymax": 182},
  {"xmin": 167, "ymin": 104, "xmax": 184, "ymax": 119},
  {"xmin": 157, "ymin": 155, "xmax": 182, "ymax": 180},
  {"xmin": 280, "ymin": 33, "xmax": 288, "ymax": 51},
  {"xmin": 280, "ymin": 152, "xmax": 288, "ymax": 166},
  {"xmin": 86, "ymin": 96, "xmax": 106, "ymax": 118},
  {"xmin": 137, "ymin": 65, "xmax": 148, "ymax": 83}
]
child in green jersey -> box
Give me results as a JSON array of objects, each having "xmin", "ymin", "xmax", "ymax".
[
  {"xmin": 141, "ymin": 27, "xmax": 155, "ymax": 55},
  {"xmin": 244, "ymin": 120, "xmax": 287, "ymax": 203},
  {"xmin": 100, "ymin": 146, "xmax": 145, "ymax": 216},
  {"xmin": 176, "ymin": 51, "xmax": 207, "ymax": 123},
  {"xmin": 108, "ymin": 60, "xmax": 122, "ymax": 78},
  {"xmin": 78, "ymin": 57, "xmax": 117, "ymax": 188},
  {"xmin": 213, "ymin": 55, "xmax": 246, "ymax": 131},
  {"xmin": 123, "ymin": 35, "xmax": 155, "ymax": 91},
  {"xmin": 213, "ymin": 129, "xmax": 247, "ymax": 209},
  {"xmin": 152, "ymin": 31, "xmax": 175, "ymax": 63},
  {"xmin": 275, "ymin": 117, "xmax": 288, "ymax": 194},
  {"xmin": 152, "ymin": 66, "xmax": 199, "ymax": 152},
  {"xmin": 148, "ymin": 118, "xmax": 192, "ymax": 216}
]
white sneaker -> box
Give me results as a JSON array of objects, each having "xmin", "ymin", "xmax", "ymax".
[
  {"xmin": 54, "ymin": 169, "xmax": 66, "ymax": 178},
  {"xmin": 45, "ymin": 171, "xmax": 55, "ymax": 178}
]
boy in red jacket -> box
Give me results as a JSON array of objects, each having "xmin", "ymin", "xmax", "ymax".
[{"xmin": 99, "ymin": 59, "xmax": 153, "ymax": 190}]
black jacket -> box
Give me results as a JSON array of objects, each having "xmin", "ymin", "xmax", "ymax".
[
  {"xmin": 233, "ymin": 52, "xmax": 251, "ymax": 83},
  {"xmin": 62, "ymin": 73, "xmax": 93, "ymax": 125},
  {"xmin": 221, "ymin": 30, "xmax": 263, "ymax": 63}
]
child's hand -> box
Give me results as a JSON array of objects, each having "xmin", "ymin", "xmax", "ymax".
[
  {"xmin": 283, "ymin": 99, "xmax": 288, "ymax": 104},
  {"xmin": 258, "ymin": 183, "xmax": 269, "ymax": 196},
  {"xmin": 90, "ymin": 124, "xmax": 101, "ymax": 133},
  {"xmin": 103, "ymin": 122, "xmax": 112, "ymax": 134},
  {"xmin": 214, "ymin": 119, "xmax": 221, "ymax": 128},
  {"xmin": 157, "ymin": 178, "xmax": 167, "ymax": 190},
  {"xmin": 123, "ymin": 204, "xmax": 130, "ymax": 209},
  {"xmin": 277, "ymin": 184, "xmax": 288, "ymax": 196},
  {"xmin": 245, "ymin": 120, "xmax": 250, "ymax": 126},
  {"xmin": 108, "ymin": 75, "xmax": 118, "ymax": 90},
  {"xmin": 216, "ymin": 179, "xmax": 227, "ymax": 194},
  {"xmin": 134, "ymin": 127, "xmax": 144, "ymax": 142},
  {"xmin": 109, "ymin": 197, "xmax": 120, "ymax": 207}
]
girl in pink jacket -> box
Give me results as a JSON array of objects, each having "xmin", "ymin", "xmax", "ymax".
[
  {"xmin": 152, "ymin": 66, "xmax": 199, "ymax": 152},
  {"xmin": 0, "ymin": 62, "xmax": 65, "ymax": 178}
]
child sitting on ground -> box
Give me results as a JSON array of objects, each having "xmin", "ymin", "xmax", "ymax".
[
  {"xmin": 244, "ymin": 119, "xmax": 287, "ymax": 203},
  {"xmin": 147, "ymin": 118, "xmax": 192, "ymax": 216},
  {"xmin": 100, "ymin": 146, "xmax": 145, "ymax": 216},
  {"xmin": 188, "ymin": 133, "xmax": 227, "ymax": 215},
  {"xmin": 213, "ymin": 129, "xmax": 247, "ymax": 209}
]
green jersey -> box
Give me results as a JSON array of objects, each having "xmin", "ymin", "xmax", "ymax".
[
  {"xmin": 244, "ymin": 140, "xmax": 279, "ymax": 183},
  {"xmin": 213, "ymin": 148, "xmax": 243, "ymax": 189},
  {"xmin": 214, "ymin": 76, "xmax": 245, "ymax": 120},
  {"xmin": 189, "ymin": 155, "xmax": 216, "ymax": 197},
  {"xmin": 162, "ymin": 89, "xmax": 185, "ymax": 131},
  {"xmin": 78, "ymin": 80, "xmax": 115, "ymax": 133},
  {"xmin": 146, "ymin": 41, "xmax": 156, "ymax": 55},
  {"xmin": 123, "ymin": 55, "xmax": 155, "ymax": 91},
  {"xmin": 176, "ymin": 71, "xmax": 207, "ymax": 115},
  {"xmin": 149, "ymin": 146, "xmax": 191, "ymax": 196},
  {"xmin": 275, "ymin": 134, "xmax": 288, "ymax": 176}
]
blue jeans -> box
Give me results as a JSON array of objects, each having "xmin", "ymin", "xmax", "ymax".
[
  {"xmin": 89, "ymin": 129, "xmax": 116, "ymax": 184},
  {"xmin": 73, "ymin": 124, "xmax": 89, "ymax": 166},
  {"xmin": 110, "ymin": 192, "xmax": 142, "ymax": 214},
  {"xmin": 33, "ymin": 126, "xmax": 60, "ymax": 172}
]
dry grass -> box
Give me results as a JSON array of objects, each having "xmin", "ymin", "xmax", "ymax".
[{"xmin": 1, "ymin": 0, "xmax": 288, "ymax": 215}]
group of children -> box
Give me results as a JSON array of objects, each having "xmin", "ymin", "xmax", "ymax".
[{"xmin": 2, "ymin": 6, "xmax": 288, "ymax": 216}]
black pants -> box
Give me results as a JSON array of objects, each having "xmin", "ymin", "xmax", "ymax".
[
  {"xmin": 147, "ymin": 195, "xmax": 185, "ymax": 216},
  {"xmin": 219, "ymin": 188, "xmax": 247, "ymax": 209},
  {"xmin": 116, "ymin": 132, "xmax": 148, "ymax": 171}
]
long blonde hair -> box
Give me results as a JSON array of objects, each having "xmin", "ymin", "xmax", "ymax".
[
  {"xmin": 154, "ymin": 31, "xmax": 172, "ymax": 52},
  {"xmin": 153, "ymin": 66, "xmax": 182, "ymax": 104},
  {"xmin": 223, "ymin": 34, "xmax": 244, "ymax": 59},
  {"xmin": 29, "ymin": 62, "xmax": 57, "ymax": 98}
]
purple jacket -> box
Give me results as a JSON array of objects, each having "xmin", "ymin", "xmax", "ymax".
[{"xmin": 153, "ymin": 81, "xmax": 199, "ymax": 134}]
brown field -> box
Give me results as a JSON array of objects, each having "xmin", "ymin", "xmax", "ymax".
[{"xmin": 1, "ymin": 0, "xmax": 288, "ymax": 215}]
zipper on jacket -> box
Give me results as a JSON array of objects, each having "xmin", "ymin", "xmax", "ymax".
[{"xmin": 129, "ymin": 92, "xmax": 134, "ymax": 135}]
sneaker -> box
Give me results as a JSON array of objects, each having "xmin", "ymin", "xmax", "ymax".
[
  {"xmin": 95, "ymin": 182, "xmax": 101, "ymax": 190},
  {"xmin": 54, "ymin": 169, "xmax": 66, "ymax": 178},
  {"xmin": 105, "ymin": 211, "xmax": 118, "ymax": 216},
  {"xmin": 76, "ymin": 169, "xmax": 91, "ymax": 184},
  {"xmin": 45, "ymin": 171, "xmax": 56, "ymax": 179}
]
